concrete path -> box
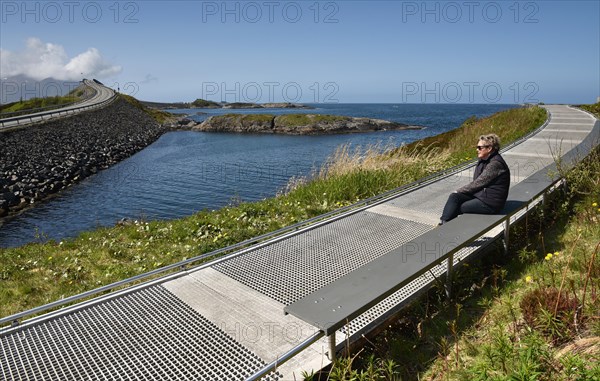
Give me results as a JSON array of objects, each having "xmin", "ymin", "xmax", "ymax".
[{"xmin": 1, "ymin": 105, "xmax": 597, "ymax": 381}]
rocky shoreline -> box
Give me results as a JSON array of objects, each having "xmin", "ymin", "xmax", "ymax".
[
  {"xmin": 0, "ymin": 97, "xmax": 168, "ymax": 218},
  {"xmin": 194, "ymin": 113, "xmax": 424, "ymax": 135}
]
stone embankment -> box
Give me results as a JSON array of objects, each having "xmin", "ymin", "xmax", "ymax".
[
  {"xmin": 195, "ymin": 113, "xmax": 424, "ymax": 135},
  {"xmin": 0, "ymin": 97, "xmax": 167, "ymax": 217}
]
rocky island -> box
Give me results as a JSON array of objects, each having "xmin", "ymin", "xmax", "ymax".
[
  {"xmin": 223, "ymin": 102, "xmax": 311, "ymax": 109},
  {"xmin": 194, "ymin": 114, "xmax": 424, "ymax": 135},
  {"xmin": 141, "ymin": 99, "xmax": 312, "ymax": 110}
]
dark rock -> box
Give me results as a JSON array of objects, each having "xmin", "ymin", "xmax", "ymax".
[
  {"xmin": 222, "ymin": 102, "xmax": 264, "ymax": 109},
  {"xmin": 262, "ymin": 103, "xmax": 312, "ymax": 109},
  {"xmin": 0, "ymin": 192, "xmax": 16, "ymax": 204},
  {"xmin": 116, "ymin": 217, "xmax": 134, "ymax": 226},
  {"xmin": 9, "ymin": 195, "xmax": 21, "ymax": 207}
]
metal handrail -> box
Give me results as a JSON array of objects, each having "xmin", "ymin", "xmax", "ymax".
[
  {"xmin": 246, "ymin": 331, "xmax": 325, "ymax": 381},
  {"xmin": 0, "ymin": 106, "xmax": 553, "ymax": 326}
]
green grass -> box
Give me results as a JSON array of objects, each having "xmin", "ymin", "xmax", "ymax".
[
  {"xmin": 0, "ymin": 86, "xmax": 88, "ymax": 113},
  {"xmin": 120, "ymin": 94, "xmax": 174, "ymax": 123},
  {"xmin": 207, "ymin": 113, "xmax": 275, "ymax": 125},
  {"xmin": 0, "ymin": 105, "xmax": 546, "ymax": 318},
  {"xmin": 0, "ymin": 94, "xmax": 79, "ymax": 114},
  {"xmin": 191, "ymin": 98, "xmax": 221, "ymax": 108},
  {"xmin": 207, "ymin": 113, "xmax": 350, "ymax": 127},
  {"xmin": 239, "ymin": 113, "xmax": 275, "ymax": 124},
  {"xmin": 401, "ymin": 106, "xmax": 548, "ymax": 165},
  {"xmin": 275, "ymin": 114, "xmax": 348, "ymax": 127},
  {"xmin": 578, "ymin": 102, "xmax": 600, "ymax": 118}
]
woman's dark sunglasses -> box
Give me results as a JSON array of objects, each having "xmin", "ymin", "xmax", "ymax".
[{"xmin": 476, "ymin": 145, "xmax": 491, "ymax": 150}]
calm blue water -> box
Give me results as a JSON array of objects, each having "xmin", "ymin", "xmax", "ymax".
[{"xmin": 0, "ymin": 103, "xmax": 517, "ymax": 247}]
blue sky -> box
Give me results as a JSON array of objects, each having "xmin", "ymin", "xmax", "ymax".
[{"xmin": 1, "ymin": 0, "xmax": 599, "ymax": 103}]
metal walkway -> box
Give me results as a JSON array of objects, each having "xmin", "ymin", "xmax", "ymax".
[{"xmin": 1, "ymin": 105, "xmax": 598, "ymax": 380}]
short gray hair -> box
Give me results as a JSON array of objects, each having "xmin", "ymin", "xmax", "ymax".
[{"xmin": 479, "ymin": 133, "xmax": 501, "ymax": 151}]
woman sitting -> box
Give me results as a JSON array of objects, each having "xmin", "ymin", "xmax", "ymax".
[{"xmin": 440, "ymin": 133, "xmax": 510, "ymax": 224}]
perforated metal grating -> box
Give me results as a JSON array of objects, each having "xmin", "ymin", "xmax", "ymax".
[
  {"xmin": 1, "ymin": 286, "xmax": 280, "ymax": 381},
  {"xmin": 339, "ymin": 235, "xmax": 497, "ymax": 336},
  {"xmin": 214, "ymin": 211, "xmax": 432, "ymax": 305}
]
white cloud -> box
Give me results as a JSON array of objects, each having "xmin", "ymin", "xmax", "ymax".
[{"xmin": 0, "ymin": 38, "xmax": 122, "ymax": 81}]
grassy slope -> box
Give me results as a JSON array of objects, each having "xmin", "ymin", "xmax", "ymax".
[
  {"xmin": 0, "ymin": 89, "xmax": 83, "ymax": 114},
  {"xmin": 120, "ymin": 94, "xmax": 173, "ymax": 124},
  {"xmin": 0, "ymin": 94, "xmax": 79, "ymax": 113},
  {"xmin": 578, "ymin": 102, "xmax": 600, "ymax": 117},
  {"xmin": 0, "ymin": 106, "xmax": 546, "ymax": 318}
]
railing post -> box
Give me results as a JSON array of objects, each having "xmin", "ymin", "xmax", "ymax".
[
  {"xmin": 328, "ymin": 332, "xmax": 336, "ymax": 362},
  {"xmin": 503, "ymin": 219, "xmax": 510, "ymax": 254},
  {"xmin": 445, "ymin": 253, "xmax": 453, "ymax": 299},
  {"xmin": 542, "ymin": 191, "xmax": 547, "ymax": 208}
]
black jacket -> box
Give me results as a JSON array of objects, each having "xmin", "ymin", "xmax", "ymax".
[{"xmin": 456, "ymin": 151, "xmax": 510, "ymax": 212}]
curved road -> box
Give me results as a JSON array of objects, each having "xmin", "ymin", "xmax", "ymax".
[{"xmin": 0, "ymin": 79, "xmax": 116, "ymax": 130}]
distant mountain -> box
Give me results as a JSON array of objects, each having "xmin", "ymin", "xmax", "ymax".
[{"xmin": 0, "ymin": 75, "xmax": 82, "ymax": 104}]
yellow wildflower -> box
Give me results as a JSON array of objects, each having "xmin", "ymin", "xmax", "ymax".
[
  {"xmin": 525, "ymin": 275, "xmax": 533, "ymax": 283},
  {"xmin": 593, "ymin": 202, "xmax": 598, "ymax": 207},
  {"xmin": 545, "ymin": 253, "xmax": 553, "ymax": 261}
]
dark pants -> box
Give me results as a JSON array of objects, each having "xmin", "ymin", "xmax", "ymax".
[{"xmin": 440, "ymin": 192, "xmax": 494, "ymax": 223}]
